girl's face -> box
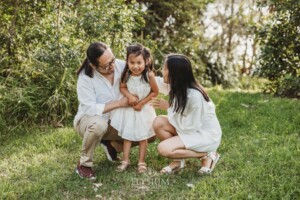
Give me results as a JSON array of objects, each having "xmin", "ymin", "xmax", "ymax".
[
  {"xmin": 127, "ymin": 54, "xmax": 146, "ymax": 76},
  {"xmin": 162, "ymin": 62, "xmax": 169, "ymax": 83}
]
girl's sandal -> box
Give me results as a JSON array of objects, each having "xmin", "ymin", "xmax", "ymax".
[
  {"xmin": 198, "ymin": 152, "xmax": 220, "ymax": 175},
  {"xmin": 137, "ymin": 163, "xmax": 147, "ymax": 173},
  {"xmin": 160, "ymin": 159, "xmax": 185, "ymax": 174},
  {"xmin": 116, "ymin": 161, "xmax": 130, "ymax": 172}
]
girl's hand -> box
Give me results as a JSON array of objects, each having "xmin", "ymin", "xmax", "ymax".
[
  {"xmin": 133, "ymin": 102, "xmax": 143, "ymax": 111},
  {"xmin": 149, "ymin": 97, "xmax": 169, "ymax": 110},
  {"xmin": 128, "ymin": 94, "xmax": 139, "ymax": 106}
]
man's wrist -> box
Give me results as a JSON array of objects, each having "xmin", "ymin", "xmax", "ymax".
[{"xmin": 116, "ymin": 99, "xmax": 123, "ymax": 108}]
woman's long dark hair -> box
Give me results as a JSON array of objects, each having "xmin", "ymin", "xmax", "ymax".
[
  {"xmin": 121, "ymin": 44, "xmax": 153, "ymax": 83},
  {"xmin": 166, "ymin": 54, "xmax": 210, "ymax": 114},
  {"xmin": 77, "ymin": 42, "xmax": 108, "ymax": 77}
]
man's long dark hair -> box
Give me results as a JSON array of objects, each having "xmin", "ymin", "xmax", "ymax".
[
  {"xmin": 121, "ymin": 44, "xmax": 153, "ymax": 83},
  {"xmin": 166, "ymin": 54, "xmax": 210, "ymax": 114},
  {"xmin": 77, "ymin": 42, "xmax": 108, "ymax": 77}
]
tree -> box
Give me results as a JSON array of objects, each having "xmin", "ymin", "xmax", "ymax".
[
  {"xmin": 257, "ymin": 0, "xmax": 300, "ymax": 98},
  {"xmin": 133, "ymin": 0, "xmax": 266, "ymax": 88},
  {"xmin": 199, "ymin": 0, "xmax": 265, "ymax": 87},
  {"xmin": 131, "ymin": 0, "xmax": 211, "ymax": 72}
]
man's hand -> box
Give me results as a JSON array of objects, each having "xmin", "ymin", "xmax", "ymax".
[
  {"xmin": 103, "ymin": 96, "xmax": 129, "ymax": 114},
  {"xmin": 118, "ymin": 96, "xmax": 130, "ymax": 108}
]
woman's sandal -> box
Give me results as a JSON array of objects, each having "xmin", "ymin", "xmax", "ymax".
[
  {"xmin": 116, "ymin": 161, "xmax": 130, "ymax": 172},
  {"xmin": 198, "ymin": 152, "xmax": 220, "ymax": 175},
  {"xmin": 137, "ymin": 163, "xmax": 147, "ymax": 173},
  {"xmin": 160, "ymin": 159, "xmax": 185, "ymax": 174}
]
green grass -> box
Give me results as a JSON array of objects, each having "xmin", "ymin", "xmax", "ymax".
[{"xmin": 1, "ymin": 90, "xmax": 299, "ymax": 199}]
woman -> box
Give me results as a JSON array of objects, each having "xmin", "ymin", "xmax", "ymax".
[{"xmin": 151, "ymin": 54, "xmax": 222, "ymax": 174}]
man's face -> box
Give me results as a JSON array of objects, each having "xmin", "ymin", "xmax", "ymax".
[{"xmin": 96, "ymin": 48, "xmax": 115, "ymax": 75}]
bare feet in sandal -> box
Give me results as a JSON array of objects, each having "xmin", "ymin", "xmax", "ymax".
[
  {"xmin": 160, "ymin": 159, "xmax": 185, "ymax": 174},
  {"xmin": 137, "ymin": 163, "xmax": 147, "ymax": 173},
  {"xmin": 116, "ymin": 161, "xmax": 130, "ymax": 172},
  {"xmin": 198, "ymin": 152, "xmax": 220, "ymax": 175}
]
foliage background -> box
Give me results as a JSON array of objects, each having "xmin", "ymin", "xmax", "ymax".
[
  {"xmin": 0, "ymin": 0, "xmax": 144, "ymax": 127},
  {"xmin": 256, "ymin": 0, "xmax": 300, "ymax": 97},
  {"xmin": 0, "ymin": 0, "xmax": 299, "ymax": 129}
]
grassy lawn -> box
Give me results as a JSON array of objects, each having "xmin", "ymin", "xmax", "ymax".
[{"xmin": 0, "ymin": 89, "xmax": 299, "ymax": 199}]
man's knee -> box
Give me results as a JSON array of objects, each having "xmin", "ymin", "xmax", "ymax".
[{"xmin": 87, "ymin": 120, "xmax": 108, "ymax": 138}]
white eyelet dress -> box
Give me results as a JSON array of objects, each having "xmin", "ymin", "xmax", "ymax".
[{"xmin": 110, "ymin": 75, "xmax": 156, "ymax": 141}]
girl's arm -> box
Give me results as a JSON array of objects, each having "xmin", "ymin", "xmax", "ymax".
[
  {"xmin": 120, "ymin": 81, "xmax": 139, "ymax": 106},
  {"xmin": 133, "ymin": 71, "xmax": 159, "ymax": 111}
]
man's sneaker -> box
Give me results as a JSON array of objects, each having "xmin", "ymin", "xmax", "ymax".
[
  {"xmin": 100, "ymin": 140, "xmax": 119, "ymax": 161},
  {"xmin": 75, "ymin": 162, "xmax": 96, "ymax": 180}
]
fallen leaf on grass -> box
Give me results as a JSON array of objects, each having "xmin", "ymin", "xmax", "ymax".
[
  {"xmin": 241, "ymin": 103, "xmax": 250, "ymax": 108},
  {"xmin": 93, "ymin": 183, "xmax": 103, "ymax": 192},
  {"xmin": 93, "ymin": 183, "xmax": 103, "ymax": 188},
  {"xmin": 186, "ymin": 183, "xmax": 195, "ymax": 188}
]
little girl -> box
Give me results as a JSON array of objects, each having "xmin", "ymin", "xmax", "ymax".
[{"xmin": 110, "ymin": 44, "xmax": 158, "ymax": 173}]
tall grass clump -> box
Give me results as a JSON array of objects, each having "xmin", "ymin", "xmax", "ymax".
[{"xmin": 0, "ymin": 0, "xmax": 145, "ymax": 129}]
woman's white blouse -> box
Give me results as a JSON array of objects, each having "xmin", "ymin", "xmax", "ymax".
[{"xmin": 167, "ymin": 88, "xmax": 222, "ymax": 152}]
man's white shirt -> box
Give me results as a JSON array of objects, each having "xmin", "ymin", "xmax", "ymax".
[
  {"xmin": 74, "ymin": 59, "xmax": 169, "ymax": 127},
  {"xmin": 74, "ymin": 59, "xmax": 125, "ymax": 126}
]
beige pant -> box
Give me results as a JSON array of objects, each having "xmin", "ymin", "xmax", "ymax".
[
  {"xmin": 75, "ymin": 115, "xmax": 156, "ymax": 167},
  {"xmin": 75, "ymin": 115, "xmax": 123, "ymax": 167}
]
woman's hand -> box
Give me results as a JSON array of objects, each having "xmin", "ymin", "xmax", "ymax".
[{"xmin": 150, "ymin": 97, "xmax": 169, "ymax": 110}]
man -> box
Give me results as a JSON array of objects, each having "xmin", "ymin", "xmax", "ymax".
[{"xmin": 74, "ymin": 42, "xmax": 130, "ymax": 179}]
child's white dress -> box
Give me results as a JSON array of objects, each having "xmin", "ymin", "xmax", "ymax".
[{"xmin": 110, "ymin": 75, "xmax": 156, "ymax": 141}]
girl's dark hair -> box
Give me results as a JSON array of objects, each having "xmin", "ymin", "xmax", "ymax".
[
  {"xmin": 77, "ymin": 42, "xmax": 108, "ymax": 77},
  {"xmin": 121, "ymin": 44, "xmax": 153, "ymax": 83},
  {"xmin": 165, "ymin": 54, "xmax": 210, "ymax": 114}
]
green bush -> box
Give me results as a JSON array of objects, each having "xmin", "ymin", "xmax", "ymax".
[
  {"xmin": 0, "ymin": 0, "xmax": 144, "ymax": 127},
  {"xmin": 238, "ymin": 76, "xmax": 269, "ymax": 91},
  {"xmin": 257, "ymin": 0, "xmax": 300, "ymax": 98}
]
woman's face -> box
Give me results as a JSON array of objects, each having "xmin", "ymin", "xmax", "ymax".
[{"xmin": 162, "ymin": 62, "xmax": 169, "ymax": 83}]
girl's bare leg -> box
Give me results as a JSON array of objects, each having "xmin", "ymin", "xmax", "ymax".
[
  {"xmin": 116, "ymin": 140, "xmax": 132, "ymax": 172},
  {"xmin": 138, "ymin": 140, "xmax": 147, "ymax": 164},
  {"xmin": 122, "ymin": 140, "xmax": 132, "ymax": 162}
]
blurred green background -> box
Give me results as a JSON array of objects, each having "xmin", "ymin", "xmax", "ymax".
[{"xmin": 1, "ymin": 0, "xmax": 299, "ymax": 128}]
